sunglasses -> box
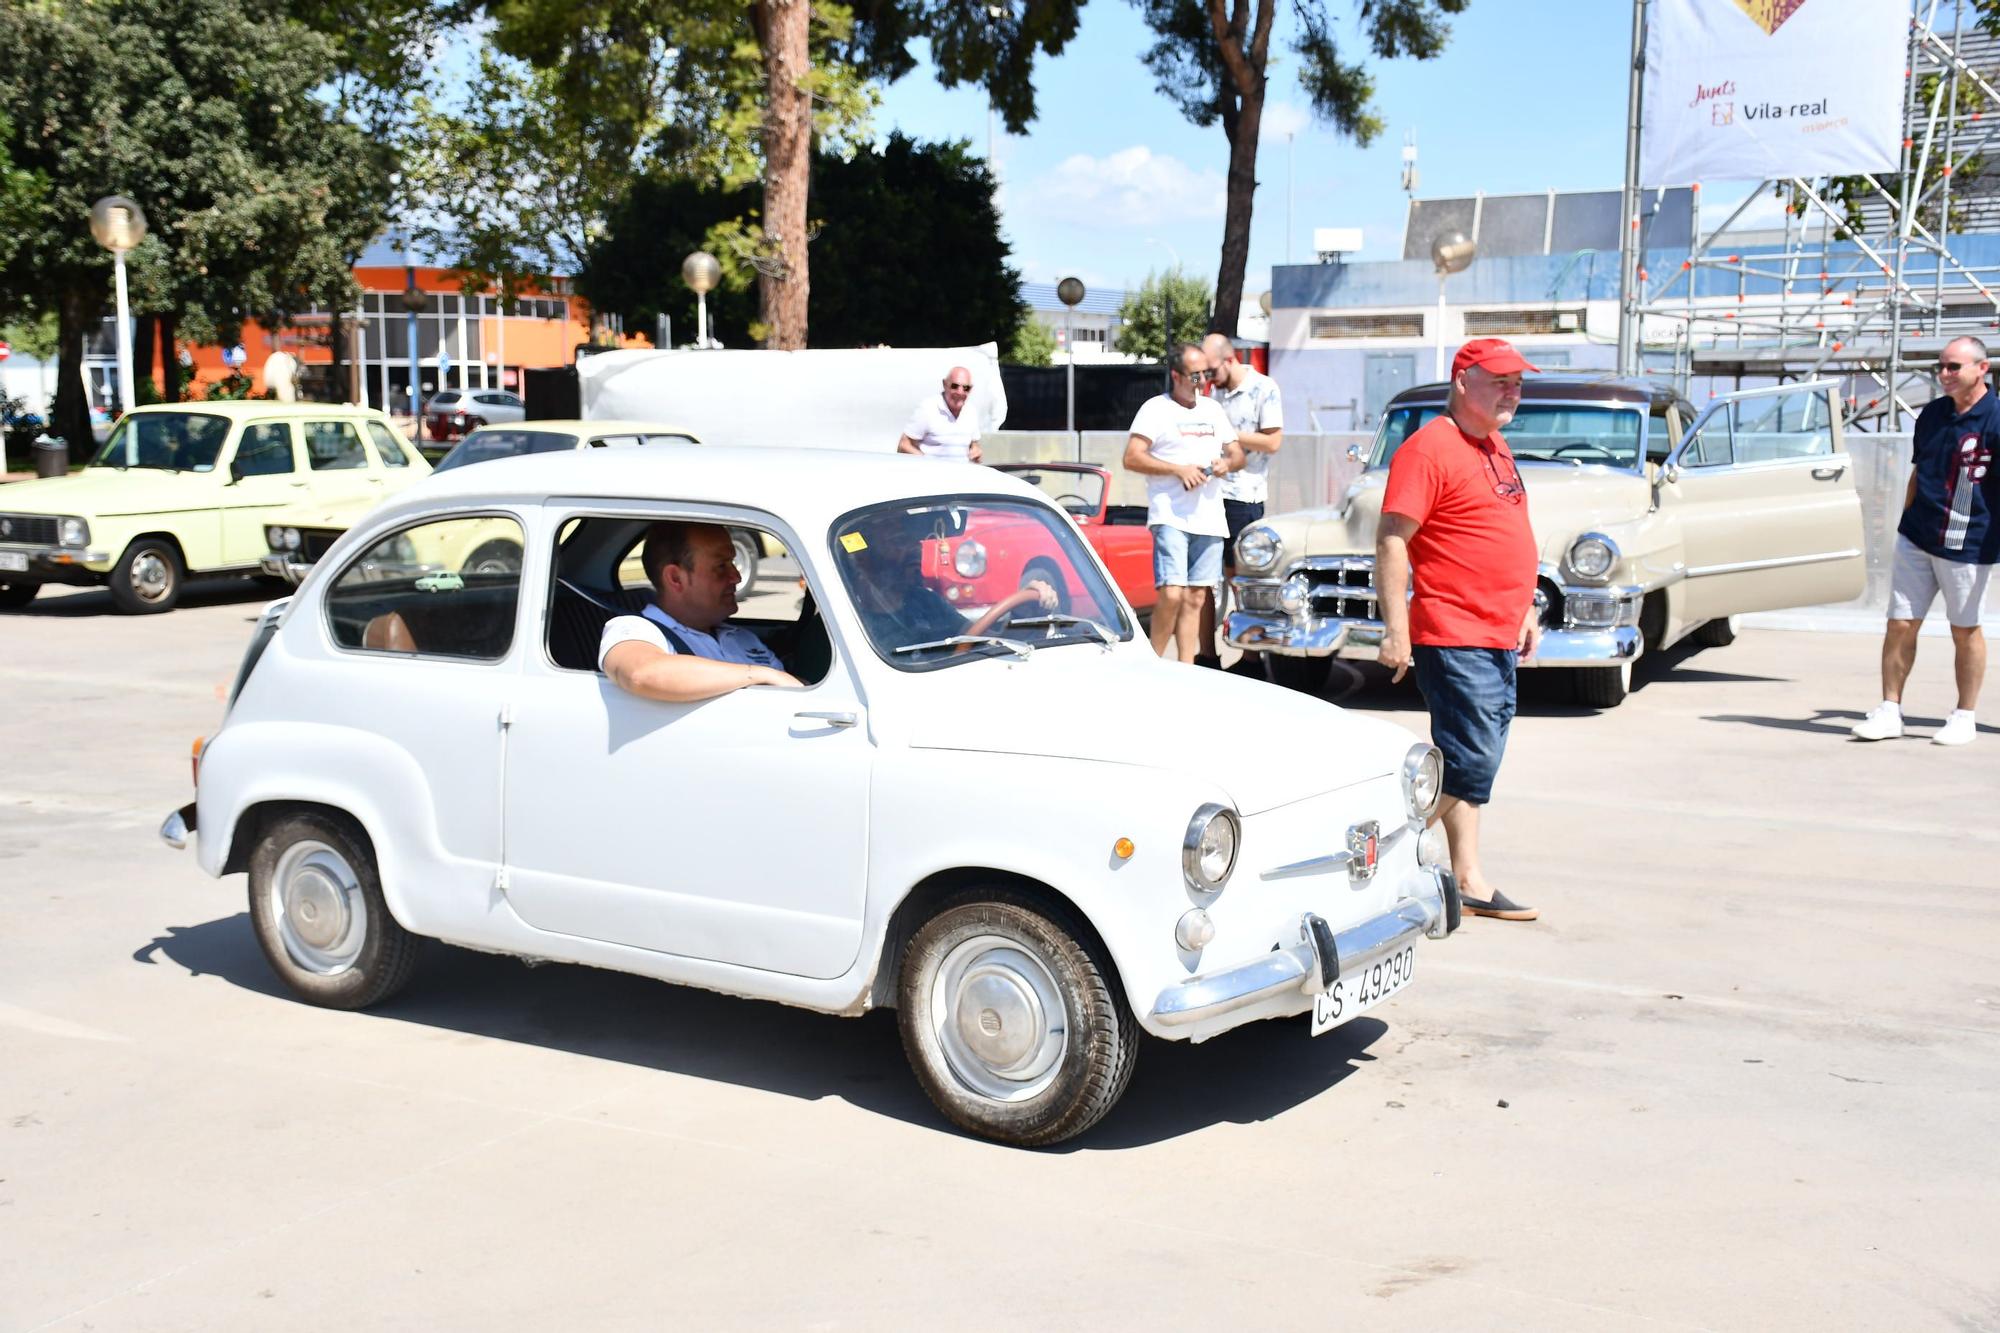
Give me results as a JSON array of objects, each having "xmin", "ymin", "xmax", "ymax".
[
  {"xmin": 1483, "ymin": 448, "xmax": 1525, "ymax": 503},
  {"xmin": 944, "ymin": 381, "xmax": 972, "ymax": 391},
  {"xmin": 1178, "ymin": 367, "xmax": 1215, "ymax": 383},
  {"xmin": 1936, "ymin": 361, "xmax": 1985, "ymax": 372}
]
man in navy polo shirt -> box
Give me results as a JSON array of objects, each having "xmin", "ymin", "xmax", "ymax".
[{"xmin": 1852, "ymin": 335, "xmax": 1998, "ymax": 746}]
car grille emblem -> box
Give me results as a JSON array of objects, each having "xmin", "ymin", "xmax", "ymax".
[{"xmin": 1347, "ymin": 820, "xmax": 1380, "ymax": 880}]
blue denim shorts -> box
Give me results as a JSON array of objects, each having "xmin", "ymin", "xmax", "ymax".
[
  {"xmin": 1151, "ymin": 524, "xmax": 1224, "ymax": 587},
  {"xmin": 1412, "ymin": 645, "xmax": 1518, "ymax": 805}
]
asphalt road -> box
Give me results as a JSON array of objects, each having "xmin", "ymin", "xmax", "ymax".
[{"xmin": 2, "ymin": 576, "xmax": 1997, "ymax": 1332}]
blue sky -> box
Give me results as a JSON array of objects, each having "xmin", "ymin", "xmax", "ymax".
[{"xmin": 874, "ymin": 0, "xmax": 1643, "ymax": 299}]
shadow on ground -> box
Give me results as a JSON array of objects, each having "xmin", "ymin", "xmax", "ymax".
[
  {"xmin": 13, "ymin": 576, "xmax": 277, "ymax": 618},
  {"xmin": 1702, "ymin": 706, "xmax": 2000, "ymax": 738},
  {"xmin": 132, "ymin": 913, "xmax": 1385, "ymax": 1150}
]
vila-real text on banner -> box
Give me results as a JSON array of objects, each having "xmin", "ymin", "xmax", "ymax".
[{"xmin": 1640, "ymin": 0, "xmax": 1907, "ymax": 187}]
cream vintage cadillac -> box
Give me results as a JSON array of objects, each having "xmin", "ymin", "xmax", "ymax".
[
  {"xmin": 1227, "ymin": 378, "xmax": 1866, "ymax": 707},
  {"xmin": 160, "ymin": 446, "xmax": 1459, "ymax": 1146}
]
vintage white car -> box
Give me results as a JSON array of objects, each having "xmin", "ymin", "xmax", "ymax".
[
  {"xmin": 161, "ymin": 446, "xmax": 1458, "ymax": 1146},
  {"xmin": 1226, "ymin": 378, "xmax": 1867, "ymax": 707}
]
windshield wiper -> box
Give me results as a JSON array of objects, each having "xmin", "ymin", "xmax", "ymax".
[
  {"xmin": 1010, "ymin": 613, "xmax": 1115, "ymax": 646},
  {"xmin": 892, "ymin": 634, "xmax": 1033, "ymax": 660}
]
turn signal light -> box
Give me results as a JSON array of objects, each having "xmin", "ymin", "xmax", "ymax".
[
  {"xmin": 191, "ymin": 736, "xmax": 205, "ymax": 787},
  {"xmin": 1113, "ymin": 837, "xmax": 1135, "ymax": 860}
]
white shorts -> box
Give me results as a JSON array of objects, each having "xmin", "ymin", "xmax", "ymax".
[{"xmin": 1888, "ymin": 534, "xmax": 1994, "ymax": 627}]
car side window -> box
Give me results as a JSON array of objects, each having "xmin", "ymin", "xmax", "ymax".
[
  {"xmin": 1683, "ymin": 409, "xmax": 1732, "ymax": 467},
  {"xmin": 325, "ymin": 515, "xmax": 525, "ymax": 660},
  {"xmin": 234, "ymin": 423, "xmax": 296, "ymax": 476},
  {"xmin": 1731, "ymin": 388, "xmax": 1834, "ymax": 463},
  {"xmin": 365, "ymin": 421, "xmax": 412, "ymax": 468},
  {"xmin": 305, "ymin": 420, "xmax": 369, "ymax": 471}
]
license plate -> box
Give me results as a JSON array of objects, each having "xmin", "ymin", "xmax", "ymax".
[
  {"xmin": 1312, "ymin": 946, "xmax": 1416, "ymax": 1036},
  {"xmin": 0, "ymin": 552, "xmax": 27, "ymax": 572}
]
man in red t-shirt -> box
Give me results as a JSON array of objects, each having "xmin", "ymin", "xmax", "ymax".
[{"xmin": 1377, "ymin": 338, "xmax": 1543, "ymax": 921}]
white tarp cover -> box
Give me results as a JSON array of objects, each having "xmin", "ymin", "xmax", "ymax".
[
  {"xmin": 1640, "ymin": 0, "xmax": 1905, "ymax": 187},
  {"xmin": 576, "ymin": 344, "xmax": 1007, "ymax": 453}
]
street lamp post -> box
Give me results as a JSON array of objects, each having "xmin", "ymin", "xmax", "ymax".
[
  {"xmin": 1056, "ymin": 277, "xmax": 1086, "ymax": 447},
  {"xmin": 399, "ymin": 227, "xmax": 428, "ymax": 435},
  {"xmin": 681, "ymin": 251, "xmax": 722, "ymax": 348},
  {"xmin": 1430, "ymin": 230, "xmax": 1476, "ymax": 380},
  {"xmin": 88, "ymin": 196, "xmax": 148, "ymax": 416}
]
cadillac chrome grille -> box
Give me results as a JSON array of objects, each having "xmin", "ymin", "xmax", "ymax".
[{"xmin": 1305, "ymin": 558, "xmax": 1379, "ymax": 621}]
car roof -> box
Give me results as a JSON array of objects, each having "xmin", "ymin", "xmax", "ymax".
[
  {"xmin": 380, "ymin": 444, "xmax": 1047, "ymax": 538},
  {"xmin": 125, "ymin": 401, "xmax": 389, "ymax": 421},
  {"xmin": 464, "ymin": 419, "xmax": 699, "ymax": 438},
  {"xmin": 1386, "ymin": 374, "xmax": 1682, "ymax": 411}
]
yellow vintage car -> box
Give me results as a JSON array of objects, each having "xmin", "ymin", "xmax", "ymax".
[{"xmin": 0, "ymin": 402, "xmax": 425, "ymax": 613}]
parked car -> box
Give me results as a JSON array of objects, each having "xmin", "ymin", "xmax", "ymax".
[
  {"xmin": 161, "ymin": 447, "xmax": 1459, "ymax": 1146},
  {"xmin": 257, "ymin": 419, "xmax": 742, "ymax": 588},
  {"xmin": 0, "ymin": 402, "xmax": 426, "ymax": 612},
  {"xmin": 979, "ymin": 462, "xmax": 1156, "ymax": 613},
  {"xmin": 425, "ymin": 388, "xmax": 526, "ymax": 442},
  {"xmin": 1225, "ymin": 378, "xmax": 1867, "ymax": 706}
]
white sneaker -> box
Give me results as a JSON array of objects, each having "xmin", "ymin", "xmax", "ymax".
[
  {"xmin": 1934, "ymin": 711, "xmax": 1977, "ymax": 746},
  {"xmin": 1851, "ymin": 702, "xmax": 1904, "ymax": 741}
]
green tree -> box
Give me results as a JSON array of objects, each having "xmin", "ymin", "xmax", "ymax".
[
  {"xmin": 1007, "ymin": 319, "xmax": 1057, "ymax": 367},
  {"xmin": 0, "ymin": 115, "xmax": 44, "ymax": 289},
  {"xmin": 1132, "ymin": 0, "xmax": 1468, "ymax": 336},
  {"xmin": 1114, "ymin": 268, "xmax": 1213, "ymax": 360}
]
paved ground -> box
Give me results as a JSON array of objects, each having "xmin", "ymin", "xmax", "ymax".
[{"xmin": 2, "ymin": 578, "xmax": 1997, "ymax": 1333}]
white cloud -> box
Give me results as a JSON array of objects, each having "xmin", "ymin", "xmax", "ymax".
[
  {"xmin": 1261, "ymin": 101, "xmax": 1310, "ymax": 140},
  {"xmin": 1010, "ymin": 147, "xmax": 1228, "ymax": 228}
]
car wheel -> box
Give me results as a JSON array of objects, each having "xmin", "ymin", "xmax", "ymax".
[
  {"xmin": 1693, "ymin": 615, "xmax": 1738, "ymax": 648},
  {"xmin": 0, "ymin": 579, "xmax": 40, "ymax": 610},
  {"xmin": 109, "ymin": 537, "xmax": 183, "ymax": 614},
  {"xmin": 1021, "ymin": 558, "xmax": 1070, "ymax": 615},
  {"xmin": 247, "ymin": 810, "xmax": 419, "ymax": 1009},
  {"xmin": 729, "ymin": 528, "xmax": 760, "ymax": 593},
  {"xmin": 1573, "ymin": 660, "xmax": 1631, "ymax": 708},
  {"xmin": 898, "ymin": 892, "xmax": 1137, "ymax": 1147},
  {"xmin": 464, "ymin": 540, "xmax": 522, "ymax": 574}
]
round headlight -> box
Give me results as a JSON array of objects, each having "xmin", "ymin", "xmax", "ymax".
[
  {"xmin": 59, "ymin": 517, "xmax": 88, "ymax": 546},
  {"xmin": 265, "ymin": 525, "xmax": 284, "ymax": 550},
  {"xmin": 1278, "ymin": 572, "xmax": 1311, "ymax": 615},
  {"xmin": 1182, "ymin": 804, "xmax": 1240, "ymax": 891},
  {"xmin": 952, "ymin": 538, "xmax": 987, "ymax": 578},
  {"xmin": 1402, "ymin": 743, "xmax": 1443, "ymax": 821},
  {"xmin": 283, "ymin": 527, "xmax": 302, "ymax": 551},
  {"xmin": 1568, "ymin": 534, "xmax": 1617, "ymax": 580},
  {"xmin": 1235, "ymin": 524, "xmax": 1280, "ymax": 572}
]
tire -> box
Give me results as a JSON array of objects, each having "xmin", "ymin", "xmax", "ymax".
[
  {"xmin": 1693, "ymin": 615, "xmax": 1738, "ymax": 648},
  {"xmin": 1573, "ymin": 660, "xmax": 1631, "ymax": 708},
  {"xmin": 729, "ymin": 528, "xmax": 760, "ymax": 593},
  {"xmin": 109, "ymin": 537, "xmax": 183, "ymax": 614},
  {"xmin": 898, "ymin": 892, "xmax": 1138, "ymax": 1147},
  {"xmin": 464, "ymin": 539, "xmax": 522, "ymax": 575},
  {"xmin": 1021, "ymin": 558, "xmax": 1070, "ymax": 615},
  {"xmin": 0, "ymin": 579, "xmax": 40, "ymax": 610},
  {"xmin": 247, "ymin": 810, "xmax": 419, "ymax": 1010}
]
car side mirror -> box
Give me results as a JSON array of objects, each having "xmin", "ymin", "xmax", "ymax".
[
  {"xmin": 1345, "ymin": 444, "xmax": 1364, "ymax": 463},
  {"xmin": 1661, "ymin": 462, "xmax": 1682, "ymax": 486},
  {"xmin": 228, "ymin": 457, "xmax": 246, "ymax": 484}
]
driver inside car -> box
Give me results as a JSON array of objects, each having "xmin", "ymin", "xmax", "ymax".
[
  {"xmin": 840, "ymin": 508, "xmax": 1059, "ymax": 653},
  {"xmin": 599, "ymin": 520, "xmax": 804, "ymax": 702}
]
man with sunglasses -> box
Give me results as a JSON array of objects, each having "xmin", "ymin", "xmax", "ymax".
[
  {"xmin": 1852, "ymin": 335, "xmax": 1997, "ymax": 746},
  {"xmin": 1376, "ymin": 338, "xmax": 1542, "ymax": 922},
  {"xmin": 897, "ymin": 366, "xmax": 984, "ymax": 463}
]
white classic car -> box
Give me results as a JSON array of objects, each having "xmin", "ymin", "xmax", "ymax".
[
  {"xmin": 1226, "ymin": 378, "xmax": 1867, "ymax": 706},
  {"xmin": 161, "ymin": 446, "xmax": 1458, "ymax": 1146}
]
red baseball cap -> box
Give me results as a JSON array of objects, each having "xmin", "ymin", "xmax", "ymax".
[{"xmin": 1452, "ymin": 338, "xmax": 1539, "ymax": 378}]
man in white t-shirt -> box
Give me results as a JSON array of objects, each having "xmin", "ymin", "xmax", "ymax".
[
  {"xmin": 599, "ymin": 521, "xmax": 803, "ymax": 702},
  {"xmin": 1122, "ymin": 342, "xmax": 1243, "ymax": 662},
  {"xmin": 896, "ymin": 366, "xmax": 983, "ymax": 462},
  {"xmin": 1201, "ymin": 331, "xmax": 1284, "ymax": 660}
]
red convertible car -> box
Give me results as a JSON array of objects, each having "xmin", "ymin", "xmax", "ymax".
[{"xmin": 918, "ymin": 462, "xmax": 1156, "ymax": 616}]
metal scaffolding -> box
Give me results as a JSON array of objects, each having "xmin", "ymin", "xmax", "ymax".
[{"xmin": 1625, "ymin": 1, "xmax": 2000, "ymax": 429}]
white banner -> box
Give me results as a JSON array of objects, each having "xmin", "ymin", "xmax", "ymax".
[{"xmin": 1641, "ymin": 0, "xmax": 1907, "ymax": 186}]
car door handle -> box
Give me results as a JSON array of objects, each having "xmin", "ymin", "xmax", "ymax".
[
  {"xmin": 793, "ymin": 710, "xmax": 857, "ymax": 728},
  {"xmin": 1811, "ymin": 464, "xmax": 1846, "ymax": 481},
  {"xmin": 288, "ymin": 480, "xmax": 308, "ymax": 487}
]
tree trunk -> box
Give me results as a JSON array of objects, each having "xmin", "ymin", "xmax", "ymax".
[
  {"xmin": 327, "ymin": 311, "xmax": 345, "ymax": 404},
  {"xmin": 755, "ymin": 0, "xmax": 811, "ymax": 349},
  {"xmin": 1211, "ymin": 87, "xmax": 1262, "ymax": 338},
  {"xmin": 159, "ymin": 313, "xmax": 181, "ymax": 402},
  {"xmin": 52, "ymin": 286, "xmax": 97, "ymax": 462}
]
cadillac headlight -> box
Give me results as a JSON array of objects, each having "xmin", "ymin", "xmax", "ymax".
[
  {"xmin": 1402, "ymin": 743, "xmax": 1443, "ymax": 821},
  {"xmin": 1278, "ymin": 572, "xmax": 1311, "ymax": 616},
  {"xmin": 59, "ymin": 517, "xmax": 89, "ymax": 546},
  {"xmin": 952, "ymin": 538, "xmax": 987, "ymax": 578},
  {"xmin": 1182, "ymin": 803, "xmax": 1240, "ymax": 891},
  {"xmin": 1567, "ymin": 533, "xmax": 1617, "ymax": 581},
  {"xmin": 1235, "ymin": 524, "xmax": 1280, "ymax": 572}
]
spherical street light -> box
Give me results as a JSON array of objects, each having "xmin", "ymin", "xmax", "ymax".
[
  {"xmin": 1056, "ymin": 277, "xmax": 1085, "ymax": 308},
  {"xmin": 682, "ymin": 251, "xmax": 722, "ymax": 347},
  {"xmin": 1429, "ymin": 230, "xmax": 1477, "ymax": 379},
  {"xmin": 1056, "ymin": 277, "xmax": 1086, "ymax": 436},
  {"xmin": 90, "ymin": 196, "xmax": 150, "ymax": 419}
]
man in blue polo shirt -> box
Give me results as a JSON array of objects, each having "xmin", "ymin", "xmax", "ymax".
[{"xmin": 1852, "ymin": 335, "xmax": 1998, "ymax": 746}]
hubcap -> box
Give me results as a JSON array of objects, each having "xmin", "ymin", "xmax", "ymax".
[
  {"xmin": 269, "ymin": 839, "xmax": 367, "ymax": 974},
  {"xmin": 130, "ymin": 551, "xmax": 172, "ymax": 602},
  {"xmin": 930, "ymin": 933, "xmax": 1067, "ymax": 1102}
]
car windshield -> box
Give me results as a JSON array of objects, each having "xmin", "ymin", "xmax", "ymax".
[
  {"xmin": 90, "ymin": 412, "xmax": 231, "ymax": 471},
  {"xmin": 832, "ymin": 497, "xmax": 1130, "ymax": 670},
  {"xmin": 996, "ymin": 465, "xmax": 1106, "ymax": 517},
  {"xmin": 432, "ymin": 429, "xmax": 581, "ymax": 473},
  {"xmin": 1370, "ymin": 403, "xmax": 1646, "ymax": 470}
]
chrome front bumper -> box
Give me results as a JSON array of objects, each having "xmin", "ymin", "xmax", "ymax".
[
  {"xmin": 0, "ymin": 546, "xmax": 114, "ymax": 585},
  {"xmin": 1225, "ymin": 609, "xmax": 1642, "ymax": 669},
  {"xmin": 1149, "ymin": 867, "xmax": 1459, "ymax": 1040},
  {"xmin": 259, "ymin": 554, "xmax": 313, "ymax": 585},
  {"xmin": 159, "ymin": 802, "xmax": 196, "ymax": 850}
]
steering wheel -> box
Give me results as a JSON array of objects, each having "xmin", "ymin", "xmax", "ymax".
[
  {"xmin": 1549, "ymin": 442, "xmax": 1614, "ymax": 460},
  {"xmin": 1051, "ymin": 492, "xmax": 1090, "ymax": 508}
]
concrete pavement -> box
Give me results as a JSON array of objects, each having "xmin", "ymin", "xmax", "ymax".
[{"xmin": 2, "ymin": 579, "xmax": 1996, "ymax": 1332}]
